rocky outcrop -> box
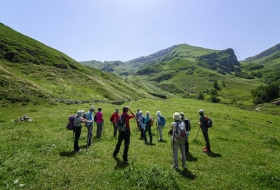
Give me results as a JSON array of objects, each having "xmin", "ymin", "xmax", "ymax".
[{"xmin": 198, "ymin": 48, "xmax": 240, "ymax": 73}]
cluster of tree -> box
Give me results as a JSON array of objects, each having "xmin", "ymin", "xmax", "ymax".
[
  {"xmin": 235, "ymin": 72, "xmax": 255, "ymax": 79},
  {"xmin": 197, "ymin": 79, "xmax": 222, "ymax": 103},
  {"xmin": 251, "ymin": 81, "xmax": 280, "ymax": 104}
]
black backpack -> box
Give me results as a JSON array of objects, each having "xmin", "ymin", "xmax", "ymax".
[
  {"xmin": 117, "ymin": 115, "xmax": 127, "ymax": 132},
  {"xmin": 184, "ymin": 119, "xmax": 191, "ymax": 131}
]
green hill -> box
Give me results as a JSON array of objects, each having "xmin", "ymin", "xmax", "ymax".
[
  {"xmin": 0, "ymin": 23, "xmax": 154, "ymax": 104},
  {"xmin": 241, "ymin": 43, "xmax": 280, "ymax": 83}
]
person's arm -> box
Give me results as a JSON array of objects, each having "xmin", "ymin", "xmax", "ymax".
[{"xmin": 128, "ymin": 108, "xmax": 135, "ymax": 119}]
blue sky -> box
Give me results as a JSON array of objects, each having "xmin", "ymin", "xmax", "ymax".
[{"xmin": 1, "ymin": 0, "xmax": 280, "ymax": 62}]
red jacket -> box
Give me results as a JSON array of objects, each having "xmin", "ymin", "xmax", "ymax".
[{"xmin": 110, "ymin": 112, "xmax": 119, "ymax": 124}]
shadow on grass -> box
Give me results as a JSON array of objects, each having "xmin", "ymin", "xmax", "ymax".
[
  {"xmin": 186, "ymin": 152, "xmax": 198, "ymax": 162},
  {"xmin": 178, "ymin": 168, "xmax": 196, "ymax": 180},
  {"xmin": 157, "ymin": 140, "xmax": 168, "ymax": 143},
  {"xmin": 113, "ymin": 156, "xmax": 130, "ymax": 169},
  {"xmin": 59, "ymin": 151, "xmax": 76, "ymax": 157},
  {"xmin": 207, "ymin": 151, "xmax": 222, "ymax": 158}
]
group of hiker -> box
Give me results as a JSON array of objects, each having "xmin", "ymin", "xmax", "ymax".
[{"xmin": 70, "ymin": 105, "xmax": 211, "ymax": 170}]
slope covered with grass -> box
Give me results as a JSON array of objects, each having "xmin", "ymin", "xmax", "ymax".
[
  {"xmin": 0, "ymin": 98, "xmax": 279, "ymax": 189},
  {"xmin": 0, "ymin": 23, "xmax": 154, "ymax": 104}
]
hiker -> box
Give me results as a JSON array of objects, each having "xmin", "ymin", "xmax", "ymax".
[
  {"xmin": 110, "ymin": 108, "xmax": 120, "ymax": 137},
  {"xmin": 74, "ymin": 110, "xmax": 91, "ymax": 152},
  {"xmin": 135, "ymin": 109, "xmax": 141, "ymax": 131},
  {"xmin": 170, "ymin": 112, "xmax": 186, "ymax": 170},
  {"xmin": 180, "ymin": 112, "xmax": 191, "ymax": 155},
  {"xmin": 143, "ymin": 111, "xmax": 153, "ymax": 144},
  {"xmin": 138, "ymin": 111, "xmax": 145, "ymax": 140},
  {"xmin": 84, "ymin": 106, "xmax": 95, "ymax": 146},
  {"xmin": 95, "ymin": 107, "xmax": 104, "ymax": 138},
  {"xmin": 113, "ymin": 106, "xmax": 135, "ymax": 162},
  {"xmin": 156, "ymin": 111, "xmax": 164, "ymax": 142},
  {"xmin": 198, "ymin": 109, "xmax": 211, "ymax": 153}
]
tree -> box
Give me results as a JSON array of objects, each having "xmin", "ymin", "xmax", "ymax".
[
  {"xmin": 197, "ymin": 92, "xmax": 204, "ymax": 100},
  {"xmin": 213, "ymin": 79, "xmax": 220, "ymax": 90}
]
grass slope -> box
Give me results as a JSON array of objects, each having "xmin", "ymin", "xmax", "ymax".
[
  {"xmin": 0, "ymin": 23, "xmax": 155, "ymax": 104},
  {"xmin": 0, "ymin": 98, "xmax": 280, "ymax": 189}
]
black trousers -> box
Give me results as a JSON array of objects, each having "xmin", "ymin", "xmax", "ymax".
[
  {"xmin": 113, "ymin": 130, "xmax": 130, "ymax": 161},
  {"xmin": 74, "ymin": 126, "xmax": 81, "ymax": 151},
  {"xmin": 201, "ymin": 126, "xmax": 211, "ymax": 151}
]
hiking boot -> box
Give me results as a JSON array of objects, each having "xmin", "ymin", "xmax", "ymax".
[
  {"xmin": 157, "ymin": 139, "xmax": 163, "ymax": 142},
  {"xmin": 203, "ymin": 148, "xmax": 209, "ymax": 153}
]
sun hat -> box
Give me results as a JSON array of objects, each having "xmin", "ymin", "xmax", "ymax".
[
  {"xmin": 77, "ymin": 110, "xmax": 84, "ymax": 117},
  {"xmin": 173, "ymin": 112, "xmax": 181, "ymax": 120},
  {"xmin": 156, "ymin": 111, "xmax": 161, "ymax": 116},
  {"xmin": 90, "ymin": 106, "xmax": 95, "ymax": 110},
  {"xmin": 198, "ymin": 109, "xmax": 204, "ymax": 114}
]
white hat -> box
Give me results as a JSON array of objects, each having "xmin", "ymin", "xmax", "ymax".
[
  {"xmin": 77, "ymin": 110, "xmax": 84, "ymax": 117},
  {"xmin": 90, "ymin": 106, "xmax": 95, "ymax": 110},
  {"xmin": 198, "ymin": 109, "xmax": 204, "ymax": 114},
  {"xmin": 156, "ymin": 111, "xmax": 161, "ymax": 116},
  {"xmin": 173, "ymin": 112, "xmax": 181, "ymax": 120}
]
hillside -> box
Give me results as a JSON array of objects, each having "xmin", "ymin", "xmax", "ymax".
[
  {"xmin": 0, "ymin": 23, "xmax": 154, "ymax": 104},
  {"xmin": 241, "ymin": 43, "xmax": 280, "ymax": 83}
]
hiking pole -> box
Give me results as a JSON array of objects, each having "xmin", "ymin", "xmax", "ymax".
[{"xmin": 194, "ymin": 127, "xmax": 201, "ymax": 142}]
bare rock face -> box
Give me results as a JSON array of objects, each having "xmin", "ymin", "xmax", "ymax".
[{"xmin": 13, "ymin": 115, "xmax": 33, "ymax": 122}]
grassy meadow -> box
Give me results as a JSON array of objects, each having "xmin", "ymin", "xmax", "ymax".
[{"xmin": 1, "ymin": 98, "xmax": 280, "ymax": 189}]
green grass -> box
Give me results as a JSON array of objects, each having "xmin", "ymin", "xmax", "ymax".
[{"xmin": 1, "ymin": 98, "xmax": 280, "ymax": 189}]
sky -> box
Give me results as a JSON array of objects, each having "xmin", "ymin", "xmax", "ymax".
[{"xmin": 1, "ymin": 0, "xmax": 280, "ymax": 62}]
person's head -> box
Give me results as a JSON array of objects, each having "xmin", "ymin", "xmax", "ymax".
[
  {"xmin": 180, "ymin": 112, "xmax": 185, "ymax": 119},
  {"xmin": 115, "ymin": 108, "xmax": 119, "ymax": 113},
  {"xmin": 137, "ymin": 108, "xmax": 140, "ymax": 112},
  {"xmin": 76, "ymin": 110, "xmax": 84, "ymax": 117},
  {"xmin": 173, "ymin": 112, "xmax": 181, "ymax": 121},
  {"xmin": 156, "ymin": 111, "xmax": 161, "ymax": 116},
  {"xmin": 146, "ymin": 111, "xmax": 150, "ymax": 116},
  {"xmin": 98, "ymin": 107, "xmax": 102, "ymax": 112},
  {"xmin": 139, "ymin": 111, "xmax": 143, "ymax": 116},
  {"xmin": 90, "ymin": 106, "xmax": 95, "ymax": 112},
  {"xmin": 123, "ymin": 106, "xmax": 129, "ymax": 113},
  {"xmin": 198, "ymin": 109, "xmax": 204, "ymax": 115}
]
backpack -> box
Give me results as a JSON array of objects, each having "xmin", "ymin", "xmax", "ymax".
[
  {"xmin": 184, "ymin": 119, "xmax": 191, "ymax": 131},
  {"xmin": 175, "ymin": 121, "xmax": 186, "ymax": 141},
  {"xmin": 117, "ymin": 115, "xmax": 127, "ymax": 132},
  {"xmin": 110, "ymin": 114, "xmax": 114, "ymax": 122},
  {"xmin": 82, "ymin": 112, "xmax": 87, "ymax": 119},
  {"xmin": 158, "ymin": 115, "xmax": 166, "ymax": 126},
  {"xmin": 204, "ymin": 115, "xmax": 213, "ymax": 128},
  {"xmin": 66, "ymin": 115, "xmax": 75, "ymax": 130},
  {"xmin": 148, "ymin": 116, "xmax": 154, "ymax": 126}
]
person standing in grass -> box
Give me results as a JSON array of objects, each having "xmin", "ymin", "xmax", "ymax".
[
  {"xmin": 85, "ymin": 106, "xmax": 95, "ymax": 146},
  {"xmin": 180, "ymin": 112, "xmax": 191, "ymax": 155},
  {"xmin": 135, "ymin": 109, "xmax": 141, "ymax": 131},
  {"xmin": 113, "ymin": 106, "xmax": 135, "ymax": 162},
  {"xmin": 198, "ymin": 109, "xmax": 211, "ymax": 153},
  {"xmin": 156, "ymin": 111, "xmax": 164, "ymax": 142},
  {"xmin": 110, "ymin": 108, "xmax": 120, "ymax": 137},
  {"xmin": 138, "ymin": 111, "xmax": 145, "ymax": 140},
  {"xmin": 170, "ymin": 112, "xmax": 186, "ymax": 170},
  {"xmin": 74, "ymin": 110, "xmax": 91, "ymax": 152},
  {"xmin": 143, "ymin": 111, "xmax": 153, "ymax": 144},
  {"xmin": 95, "ymin": 107, "xmax": 104, "ymax": 138}
]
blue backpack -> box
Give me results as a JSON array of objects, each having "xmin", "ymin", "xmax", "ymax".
[{"xmin": 159, "ymin": 115, "xmax": 166, "ymax": 126}]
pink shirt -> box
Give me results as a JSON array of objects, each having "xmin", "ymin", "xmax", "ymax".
[{"xmin": 96, "ymin": 111, "xmax": 103, "ymax": 122}]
